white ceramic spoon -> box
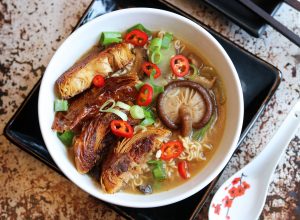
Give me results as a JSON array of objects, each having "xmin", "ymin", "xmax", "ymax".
[{"xmin": 209, "ymin": 101, "xmax": 300, "ymax": 220}]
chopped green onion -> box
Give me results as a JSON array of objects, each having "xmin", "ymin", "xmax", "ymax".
[
  {"xmin": 54, "ymin": 99, "xmax": 68, "ymax": 112},
  {"xmin": 116, "ymin": 101, "xmax": 131, "ymax": 111},
  {"xmin": 150, "ymin": 50, "xmax": 162, "ymax": 64},
  {"xmin": 141, "ymin": 117, "xmax": 155, "ymax": 126},
  {"xmin": 157, "ymin": 43, "xmax": 176, "ymax": 74},
  {"xmin": 149, "ymin": 38, "xmax": 162, "ymax": 51},
  {"xmin": 142, "ymin": 106, "xmax": 155, "ymax": 119},
  {"xmin": 100, "ymin": 32, "xmax": 122, "ymax": 46},
  {"xmin": 99, "ymin": 99, "xmax": 115, "ymax": 112},
  {"xmin": 147, "ymin": 160, "xmax": 163, "ymax": 166},
  {"xmin": 107, "ymin": 108, "xmax": 128, "ymax": 121},
  {"xmin": 57, "ymin": 131, "xmax": 74, "ymax": 146},
  {"xmin": 147, "ymin": 160, "xmax": 166, "ymax": 180},
  {"xmin": 193, "ymin": 114, "xmax": 216, "ymax": 141},
  {"xmin": 99, "ymin": 99, "xmax": 128, "ymax": 121},
  {"xmin": 189, "ymin": 63, "xmax": 199, "ymax": 76},
  {"xmin": 135, "ymin": 82, "xmax": 144, "ymax": 90},
  {"xmin": 126, "ymin": 23, "xmax": 152, "ymax": 36},
  {"xmin": 149, "ymin": 70, "xmax": 164, "ymax": 94},
  {"xmin": 161, "ymin": 32, "xmax": 173, "ymax": 49},
  {"xmin": 130, "ymin": 105, "xmax": 145, "ymax": 119},
  {"xmin": 152, "ymin": 166, "xmax": 166, "ymax": 180},
  {"xmin": 154, "ymin": 85, "xmax": 164, "ymax": 94},
  {"xmin": 153, "ymin": 181, "xmax": 161, "ymax": 190}
]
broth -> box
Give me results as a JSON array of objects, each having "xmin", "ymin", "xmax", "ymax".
[{"xmin": 125, "ymin": 39, "xmax": 226, "ymax": 193}]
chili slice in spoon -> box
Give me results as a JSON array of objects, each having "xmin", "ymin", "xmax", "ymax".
[
  {"xmin": 124, "ymin": 29, "xmax": 148, "ymax": 47},
  {"xmin": 170, "ymin": 55, "xmax": 190, "ymax": 77}
]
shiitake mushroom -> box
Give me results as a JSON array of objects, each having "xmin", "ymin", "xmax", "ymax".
[{"xmin": 157, "ymin": 80, "xmax": 213, "ymax": 137}]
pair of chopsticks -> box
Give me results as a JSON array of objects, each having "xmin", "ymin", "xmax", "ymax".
[{"xmin": 238, "ymin": 0, "xmax": 300, "ymax": 47}]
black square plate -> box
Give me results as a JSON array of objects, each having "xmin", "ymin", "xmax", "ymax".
[
  {"xmin": 160, "ymin": 0, "xmax": 282, "ymax": 37},
  {"xmin": 4, "ymin": 0, "xmax": 281, "ymax": 219}
]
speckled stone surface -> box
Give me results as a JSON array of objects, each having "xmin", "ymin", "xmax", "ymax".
[{"xmin": 0, "ymin": 0, "xmax": 299, "ymax": 219}]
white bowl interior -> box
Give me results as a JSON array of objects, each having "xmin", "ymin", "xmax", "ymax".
[{"xmin": 38, "ymin": 8, "xmax": 243, "ymax": 208}]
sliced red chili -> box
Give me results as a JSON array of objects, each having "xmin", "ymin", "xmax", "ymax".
[
  {"xmin": 137, "ymin": 84, "xmax": 153, "ymax": 106},
  {"xmin": 142, "ymin": 62, "xmax": 161, "ymax": 78},
  {"xmin": 110, "ymin": 120, "xmax": 133, "ymax": 138},
  {"xmin": 160, "ymin": 140, "xmax": 183, "ymax": 161},
  {"xmin": 170, "ymin": 55, "xmax": 190, "ymax": 77},
  {"xmin": 92, "ymin": 75, "xmax": 105, "ymax": 87},
  {"xmin": 124, "ymin": 29, "xmax": 148, "ymax": 47},
  {"xmin": 178, "ymin": 160, "xmax": 190, "ymax": 179}
]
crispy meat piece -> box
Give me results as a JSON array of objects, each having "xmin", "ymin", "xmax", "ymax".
[
  {"xmin": 56, "ymin": 43, "xmax": 134, "ymax": 99},
  {"xmin": 73, "ymin": 113, "xmax": 140, "ymax": 174},
  {"xmin": 52, "ymin": 74, "xmax": 138, "ymax": 132},
  {"xmin": 100, "ymin": 127, "xmax": 171, "ymax": 193},
  {"xmin": 131, "ymin": 47, "xmax": 147, "ymax": 79},
  {"xmin": 73, "ymin": 113, "xmax": 117, "ymax": 174}
]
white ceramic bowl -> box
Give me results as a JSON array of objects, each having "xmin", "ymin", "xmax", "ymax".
[{"xmin": 38, "ymin": 8, "xmax": 244, "ymax": 208}]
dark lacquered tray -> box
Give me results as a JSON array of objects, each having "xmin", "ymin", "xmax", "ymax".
[
  {"xmin": 202, "ymin": 0, "xmax": 282, "ymax": 37},
  {"xmin": 4, "ymin": 0, "xmax": 281, "ymax": 219},
  {"xmin": 159, "ymin": 0, "xmax": 282, "ymax": 37}
]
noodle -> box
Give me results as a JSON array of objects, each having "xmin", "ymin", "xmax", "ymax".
[
  {"xmin": 157, "ymin": 30, "xmax": 166, "ymax": 39},
  {"xmin": 178, "ymin": 136, "xmax": 211, "ymax": 161}
]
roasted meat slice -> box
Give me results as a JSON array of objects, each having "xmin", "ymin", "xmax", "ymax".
[
  {"xmin": 73, "ymin": 112, "xmax": 140, "ymax": 174},
  {"xmin": 56, "ymin": 43, "xmax": 134, "ymax": 99},
  {"xmin": 52, "ymin": 74, "xmax": 138, "ymax": 132},
  {"xmin": 131, "ymin": 47, "xmax": 147, "ymax": 79},
  {"xmin": 73, "ymin": 113, "xmax": 117, "ymax": 174},
  {"xmin": 100, "ymin": 127, "xmax": 171, "ymax": 193}
]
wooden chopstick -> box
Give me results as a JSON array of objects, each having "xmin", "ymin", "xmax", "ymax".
[
  {"xmin": 284, "ymin": 0, "xmax": 300, "ymax": 11},
  {"xmin": 238, "ymin": 0, "xmax": 300, "ymax": 47}
]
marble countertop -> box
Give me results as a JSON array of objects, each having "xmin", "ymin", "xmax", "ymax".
[{"xmin": 0, "ymin": 0, "xmax": 299, "ymax": 219}]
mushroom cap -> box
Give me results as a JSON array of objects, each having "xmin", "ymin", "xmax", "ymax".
[{"xmin": 157, "ymin": 80, "xmax": 213, "ymax": 133}]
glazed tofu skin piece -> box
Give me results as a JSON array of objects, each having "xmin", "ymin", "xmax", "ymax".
[
  {"xmin": 100, "ymin": 127, "xmax": 171, "ymax": 193},
  {"xmin": 52, "ymin": 74, "xmax": 138, "ymax": 133},
  {"xmin": 56, "ymin": 43, "xmax": 134, "ymax": 99}
]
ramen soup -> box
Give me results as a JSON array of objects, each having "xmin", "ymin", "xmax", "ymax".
[{"xmin": 51, "ymin": 24, "xmax": 226, "ymax": 194}]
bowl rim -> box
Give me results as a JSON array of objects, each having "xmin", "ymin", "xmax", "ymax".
[{"xmin": 38, "ymin": 7, "xmax": 244, "ymax": 208}]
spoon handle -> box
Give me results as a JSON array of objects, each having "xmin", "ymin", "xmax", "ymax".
[{"xmin": 252, "ymin": 101, "xmax": 300, "ymax": 177}]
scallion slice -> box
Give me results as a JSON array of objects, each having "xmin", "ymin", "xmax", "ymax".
[
  {"xmin": 130, "ymin": 105, "xmax": 145, "ymax": 119},
  {"xmin": 193, "ymin": 113, "xmax": 216, "ymax": 141},
  {"xmin": 152, "ymin": 166, "xmax": 166, "ymax": 180},
  {"xmin": 147, "ymin": 160, "xmax": 163, "ymax": 166},
  {"xmin": 135, "ymin": 82, "xmax": 144, "ymax": 90},
  {"xmin": 127, "ymin": 23, "xmax": 152, "ymax": 36},
  {"xmin": 141, "ymin": 117, "xmax": 155, "ymax": 126},
  {"xmin": 57, "ymin": 131, "xmax": 74, "ymax": 146},
  {"xmin": 54, "ymin": 99, "xmax": 68, "ymax": 112},
  {"xmin": 100, "ymin": 32, "xmax": 122, "ymax": 46},
  {"xmin": 99, "ymin": 99, "xmax": 115, "ymax": 112},
  {"xmin": 142, "ymin": 106, "xmax": 155, "ymax": 119},
  {"xmin": 150, "ymin": 49, "xmax": 162, "ymax": 64},
  {"xmin": 99, "ymin": 99, "xmax": 128, "ymax": 121},
  {"xmin": 149, "ymin": 70, "xmax": 164, "ymax": 94},
  {"xmin": 161, "ymin": 32, "xmax": 173, "ymax": 49},
  {"xmin": 149, "ymin": 38, "xmax": 162, "ymax": 51},
  {"xmin": 108, "ymin": 108, "xmax": 128, "ymax": 121},
  {"xmin": 116, "ymin": 101, "xmax": 131, "ymax": 111},
  {"xmin": 147, "ymin": 159, "xmax": 166, "ymax": 180},
  {"xmin": 189, "ymin": 63, "xmax": 199, "ymax": 76}
]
